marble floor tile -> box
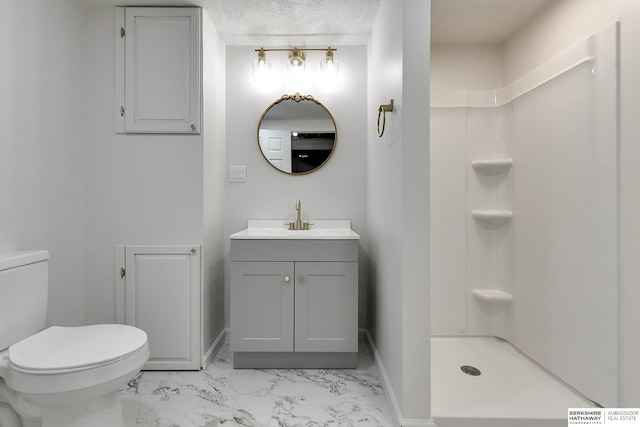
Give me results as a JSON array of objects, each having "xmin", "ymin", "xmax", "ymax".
[
  {"xmin": 269, "ymin": 395, "xmax": 391, "ymax": 427},
  {"xmin": 120, "ymin": 341, "xmax": 394, "ymax": 427}
]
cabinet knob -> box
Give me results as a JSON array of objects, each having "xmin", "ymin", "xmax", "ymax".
[
  {"xmin": 190, "ymin": 123, "xmax": 196, "ymax": 131},
  {"xmin": 298, "ymin": 276, "xmax": 305, "ymax": 284},
  {"xmin": 284, "ymin": 275, "xmax": 290, "ymax": 283}
]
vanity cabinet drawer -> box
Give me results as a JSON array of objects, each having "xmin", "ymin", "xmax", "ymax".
[{"xmin": 230, "ymin": 239, "xmax": 357, "ymax": 262}]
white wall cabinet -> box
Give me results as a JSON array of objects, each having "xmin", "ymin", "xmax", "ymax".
[
  {"xmin": 116, "ymin": 245, "xmax": 201, "ymax": 370},
  {"xmin": 116, "ymin": 7, "xmax": 201, "ymax": 134},
  {"xmin": 230, "ymin": 239, "xmax": 358, "ymax": 368}
]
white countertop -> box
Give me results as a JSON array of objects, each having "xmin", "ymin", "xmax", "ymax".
[{"xmin": 230, "ymin": 220, "xmax": 360, "ymax": 240}]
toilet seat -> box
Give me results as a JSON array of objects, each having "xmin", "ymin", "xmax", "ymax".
[
  {"xmin": 9, "ymin": 325, "xmax": 147, "ymax": 374},
  {"xmin": 3, "ymin": 325, "xmax": 149, "ymax": 395}
]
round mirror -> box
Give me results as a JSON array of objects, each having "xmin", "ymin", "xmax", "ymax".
[{"xmin": 257, "ymin": 93, "xmax": 337, "ymax": 175}]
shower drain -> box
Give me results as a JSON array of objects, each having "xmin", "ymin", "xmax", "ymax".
[{"xmin": 460, "ymin": 365, "xmax": 481, "ymax": 376}]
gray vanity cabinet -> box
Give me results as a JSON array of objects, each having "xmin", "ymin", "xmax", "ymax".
[{"xmin": 230, "ymin": 239, "xmax": 358, "ymax": 368}]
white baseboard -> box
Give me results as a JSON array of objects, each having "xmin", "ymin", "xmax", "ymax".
[
  {"xmin": 401, "ymin": 419, "xmax": 438, "ymax": 427},
  {"xmin": 202, "ymin": 328, "xmax": 226, "ymax": 368},
  {"xmin": 364, "ymin": 330, "xmax": 437, "ymax": 427}
]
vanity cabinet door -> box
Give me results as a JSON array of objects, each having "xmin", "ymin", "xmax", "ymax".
[
  {"xmin": 294, "ymin": 262, "xmax": 358, "ymax": 352},
  {"xmin": 230, "ymin": 262, "xmax": 294, "ymax": 352},
  {"xmin": 116, "ymin": 7, "xmax": 201, "ymax": 133}
]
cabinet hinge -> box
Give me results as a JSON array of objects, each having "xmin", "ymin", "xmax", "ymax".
[
  {"xmin": 120, "ymin": 27, "xmax": 125, "ymax": 38},
  {"xmin": 120, "ymin": 267, "xmax": 126, "ymax": 279},
  {"xmin": 120, "ymin": 105, "xmax": 125, "ymax": 117}
]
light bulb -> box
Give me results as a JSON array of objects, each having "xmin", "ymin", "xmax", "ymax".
[
  {"xmin": 253, "ymin": 48, "xmax": 271, "ymax": 84},
  {"xmin": 320, "ymin": 48, "xmax": 339, "ymax": 84},
  {"xmin": 287, "ymin": 48, "xmax": 306, "ymax": 84},
  {"xmin": 288, "ymin": 48, "xmax": 306, "ymax": 67}
]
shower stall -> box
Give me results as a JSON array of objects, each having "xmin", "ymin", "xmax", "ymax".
[{"xmin": 430, "ymin": 22, "xmax": 619, "ymax": 426}]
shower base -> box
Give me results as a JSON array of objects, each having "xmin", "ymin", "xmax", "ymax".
[{"xmin": 431, "ymin": 336, "xmax": 597, "ymax": 427}]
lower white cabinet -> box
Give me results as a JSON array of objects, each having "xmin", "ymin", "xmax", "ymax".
[
  {"xmin": 230, "ymin": 239, "xmax": 358, "ymax": 368},
  {"xmin": 117, "ymin": 245, "xmax": 201, "ymax": 370}
]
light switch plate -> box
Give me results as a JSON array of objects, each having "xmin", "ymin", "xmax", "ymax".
[{"xmin": 229, "ymin": 166, "xmax": 246, "ymax": 183}]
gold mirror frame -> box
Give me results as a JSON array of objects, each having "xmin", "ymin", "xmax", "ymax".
[{"xmin": 257, "ymin": 93, "xmax": 337, "ymax": 175}]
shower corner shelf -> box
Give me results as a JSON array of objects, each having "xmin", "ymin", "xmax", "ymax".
[
  {"xmin": 471, "ymin": 158, "xmax": 513, "ymax": 175},
  {"xmin": 472, "ymin": 289, "xmax": 513, "ymax": 304},
  {"xmin": 471, "ymin": 210, "xmax": 513, "ymax": 226}
]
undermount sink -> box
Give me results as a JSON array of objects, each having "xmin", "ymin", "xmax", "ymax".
[{"xmin": 230, "ymin": 220, "xmax": 360, "ymax": 240}]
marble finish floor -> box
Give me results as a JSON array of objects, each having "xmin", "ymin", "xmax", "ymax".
[{"xmin": 119, "ymin": 341, "xmax": 394, "ymax": 427}]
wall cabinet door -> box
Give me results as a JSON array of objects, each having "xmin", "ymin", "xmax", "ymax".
[
  {"xmin": 122, "ymin": 245, "xmax": 201, "ymax": 370},
  {"xmin": 116, "ymin": 7, "xmax": 201, "ymax": 133},
  {"xmin": 230, "ymin": 262, "xmax": 294, "ymax": 352},
  {"xmin": 294, "ymin": 262, "xmax": 358, "ymax": 352}
]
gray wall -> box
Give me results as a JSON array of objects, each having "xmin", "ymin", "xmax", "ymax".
[
  {"xmin": 223, "ymin": 45, "xmax": 369, "ymax": 329},
  {"xmin": 83, "ymin": 6, "xmax": 205, "ymax": 325},
  {"xmin": 202, "ymin": 10, "xmax": 227, "ymax": 357},
  {"xmin": 0, "ymin": 3, "xmax": 228, "ymax": 355},
  {"xmin": 0, "ymin": 0, "xmax": 87, "ymax": 327},
  {"xmin": 367, "ymin": 0, "xmax": 431, "ymax": 421}
]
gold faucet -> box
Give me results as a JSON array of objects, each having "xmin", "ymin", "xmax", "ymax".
[
  {"xmin": 295, "ymin": 199, "xmax": 303, "ymax": 230},
  {"xmin": 289, "ymin": 199, "xmax": 310, "ymax": 230}
]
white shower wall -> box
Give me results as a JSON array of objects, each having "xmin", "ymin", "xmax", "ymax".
[
  {"xmin": 430, "ymin": 105, "xmax": 514, "ymax": 339},
  {"xmin": 512, "ymin": 25, "xmax": 619, "ymax": 407},
  {"xmin": 431, "ymin": 25, "xmax": 619, "ymax": 407}
]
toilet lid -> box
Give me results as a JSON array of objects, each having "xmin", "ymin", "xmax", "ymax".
[{"xmin": 8, "ymin": 324, "xmax": 148, "ymax": 373}]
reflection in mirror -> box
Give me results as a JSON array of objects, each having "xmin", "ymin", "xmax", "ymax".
[{"xmin": 258, "ymin": 94, "xmax": 336, "ymax": 175}]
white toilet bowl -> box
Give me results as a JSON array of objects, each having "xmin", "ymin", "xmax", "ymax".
[
  {"xmin": 0, "ymin": 250, "xmax": 149, "ymax": 427},
  {"xmin": 0, "ymin": 324, "xmax": 148, "ymax": 427}
]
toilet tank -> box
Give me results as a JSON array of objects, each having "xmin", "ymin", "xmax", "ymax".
[{"xmin": 0, "ymin": 250, "xmax": 49, "ymax": 351}]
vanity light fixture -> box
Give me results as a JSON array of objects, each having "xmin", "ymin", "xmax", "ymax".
[
  {"xmin": 252, "ymin": 48, "xmax": 271, "ymax": 84},
  {"xmin": 288, "ymin": 47, "xmax": 306, "ymax": 67},
  {"xmin": 253, "ymin": 47, "xmax": 338, "ymax": 84},
  {"xmin": 287, "ymin": 47, "xmax": 306, "ymax": 84},
  {"xmin": 320, "ymin": 47, "xmax": 339, "ymax": 83}
]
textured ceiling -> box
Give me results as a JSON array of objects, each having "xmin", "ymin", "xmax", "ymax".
[
  {"xmin": 79, "ymin": 0, "xmax": 379, "ymax": 45},
  {"xmin": 207, "ymin": 0, "xmax": 381, "ymax": 46},
  {"xmin": 80, "ymin": 0, "xmax": 553, "ymax": 46},
  {"xmin": 431, "ymin": 0, "xmax": 552, "ymax": 44}
]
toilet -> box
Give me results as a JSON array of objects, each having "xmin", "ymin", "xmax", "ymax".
[{"xmin": 0, "ymin": 250, "xmax": 149, "ymax": 427}]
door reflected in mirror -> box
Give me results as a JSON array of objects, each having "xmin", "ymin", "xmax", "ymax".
[{"xmin": 258, "ymin": 93, "xmax": 337, "ymax": 175}]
